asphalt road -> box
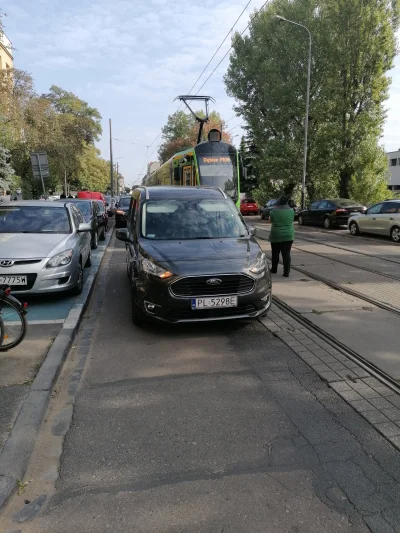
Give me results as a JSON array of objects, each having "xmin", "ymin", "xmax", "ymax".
[{"xmin": 3, "ymin": 236, "xmax": 400, "ymax": 532}]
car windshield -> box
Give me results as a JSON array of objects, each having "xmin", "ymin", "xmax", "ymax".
[
  {"xmin": 0, "ymin": 206, "xmax": 71, "ymax": 233},
  {"xmin": 142, "ymin": 198, "xmax": 247, "ymax": 240},
  {"xmin": 335, "ymin": 199, "xmax": 361, "ymax": 207},
  {"xmin": 245, "ymin": 198, "xmax": 255, "ymax": 203},
  {"xmin": 68, "ymin": 201, "xmax": 92, "ymax": 221},
  {"xmin": 119, "ymin": 197, "xmax": 131, "ymax": 208}
]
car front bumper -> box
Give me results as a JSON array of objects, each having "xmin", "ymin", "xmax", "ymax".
[
  {"xmin": 0, "ymin": 257, "xmax": 81, "ymax": 294},
  {"xmin": 134, "ymin": 272, "xmax": 272, "ymax": 323}
]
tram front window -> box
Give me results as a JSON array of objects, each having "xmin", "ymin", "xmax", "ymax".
[{"xmin": 197, "ymin": 155, "xmax": 237, "ymax": 199}]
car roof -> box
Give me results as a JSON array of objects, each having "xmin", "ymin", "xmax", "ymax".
[
  {"xmin": 141, "ymin": 186, "xmax": 226, "ymax": 201},
  {"xmin": 0, "ymin": 201, "xmax": 68, "ymax": 207}
]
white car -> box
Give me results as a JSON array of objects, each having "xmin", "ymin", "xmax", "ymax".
[
  {"xmin": 348, "ymin": 199, "xmax": 400, "ymax": 242},
  {"xmin": 0, "ymin": 201, "xmax": 92, "ymax": 294}
]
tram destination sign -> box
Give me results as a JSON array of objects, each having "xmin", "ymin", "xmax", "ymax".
[{"xmin": 201, "ymin": 157, "xmax": 231, "ymax": 164}]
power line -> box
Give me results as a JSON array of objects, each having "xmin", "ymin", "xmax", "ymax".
[
  {"xmin": 185, "ymin": 0, "xmax": 252, "ymax": 96},
  {"xmin": 112, "ymin": 137, "xmax": 149, "ymax": 147},
  {"xmin": 227, "ymin": 121, "xmax": 244, "ymax": 133},
  {"xmin": 195, "ymin": 0, "xmax": 269, "ymax": 95}
]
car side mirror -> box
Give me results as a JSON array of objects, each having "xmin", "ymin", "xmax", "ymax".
[
  {"xmin": 248, "ymin": 226, "xmax": 256, "ymax": 237},
  {"xmin": 78, "ymin": 222, "xmax": 92, "ymax": 232},
  {"xmin": 116, "ymin": 228, "xmax": 132, "ymax": 243}
]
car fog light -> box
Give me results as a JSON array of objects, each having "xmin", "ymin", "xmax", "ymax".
[
  {"xmin": 261, "ymin": 293, "xmax": 270, "ymax": 303},
  {"xmin": 144, "ymin": 301, "xmax": 160, "ymax": 314}
]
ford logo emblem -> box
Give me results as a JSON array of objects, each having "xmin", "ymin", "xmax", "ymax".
[
  {"xmin": 0, "ymin": 260, "xmax": 14, "ymax": 267},
  {"xmin": 206, "ymin": 278, "xmax": 222, "ymax": 285}
]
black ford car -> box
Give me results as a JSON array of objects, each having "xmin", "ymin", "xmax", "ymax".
[
  {"xmin": 115, "ymin": 196, "xmax": 132, "ymax": 228},
  {"xmin": 116, "ymin": 186, "xmax": 272, "ymax": 325}
]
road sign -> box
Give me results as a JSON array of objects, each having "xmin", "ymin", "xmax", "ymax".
[{"xmin": 30, "ymin": 152, "xmax": 49, "ymax": 195}]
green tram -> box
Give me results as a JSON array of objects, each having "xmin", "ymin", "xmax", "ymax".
[{"xmin": 143, "ymin": 129, "xmax": 245, "ymax": 207}]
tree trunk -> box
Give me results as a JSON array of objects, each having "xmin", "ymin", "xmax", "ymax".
[{"xmin": 339, "ymin": 167, "xmax": 351, "ymax": 198}]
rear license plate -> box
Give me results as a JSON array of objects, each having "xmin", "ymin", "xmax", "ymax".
[
  {"xmin": 191, "ymin": 296, "xmax": 238, "ymax": 309},
  {"xmin": 0, "ymin": 275, "xmax": 27, "ymax": 286}
]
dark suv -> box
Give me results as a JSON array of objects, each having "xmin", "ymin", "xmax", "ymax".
[{"xmin": 116, "ymin": 186, "xmax": 272, "ymax": 325}]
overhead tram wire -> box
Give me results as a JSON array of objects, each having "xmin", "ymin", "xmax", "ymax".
[{"xmin": 194, "ymin": 0, "xmax": 269, "ymax": 96}]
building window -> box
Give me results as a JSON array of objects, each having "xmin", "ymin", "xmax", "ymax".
[{"xmin": 390, "ymin": 158, "xmax": 398, "ymax": 166}]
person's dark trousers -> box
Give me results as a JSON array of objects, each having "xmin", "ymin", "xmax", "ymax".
[{"xmin": 270, "ymin": 241, "xmax": 293, "ymax": 276}]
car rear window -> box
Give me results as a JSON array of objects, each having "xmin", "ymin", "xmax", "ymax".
[
  {"xmin": 0, "ymin": 206, "xmax": 71, "ymax": 233},
  {"xmin": 119, "ymin": 197, "xmax": 131, "ymax": 208}
]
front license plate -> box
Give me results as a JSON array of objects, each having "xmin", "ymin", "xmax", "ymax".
[
  {"xmin": 191, "ymin": 296, "xmax": 238, "ymax": 309},
  {"xmin": 0, "ymin": 275, "xmax": 28, "ymax": 286}
]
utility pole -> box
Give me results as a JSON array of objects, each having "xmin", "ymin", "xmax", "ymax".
[
  {"xmin": 116, "ymin": 161, "xmax": 119, "ymax": 197},
  {"xmin": 109, "ymin": 119, "xmax": 114, "ymax": 197}
]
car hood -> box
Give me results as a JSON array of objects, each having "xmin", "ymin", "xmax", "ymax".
[
  {"xmin": 0, "ymin": 233, "xmax": 71, "ymax": 259},
  {"xmin": 140, "ymin": 238, "xmax": 261, "ymax": 275}
]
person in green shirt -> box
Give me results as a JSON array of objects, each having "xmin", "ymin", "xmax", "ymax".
[{"xmin": 269, "ymin": 196, "xmax": 295, "ymax": 277}]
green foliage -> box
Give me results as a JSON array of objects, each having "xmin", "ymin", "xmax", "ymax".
[
  {"xmin": 0, "ymin": 70, "xmax": 105, "ymax": 198},
  {"xmin": 77, "ymin": 144, "xmax": 109, "ymax": 192},
  {"xmin": 224, "ymin": 0, "xmax": 398, "ymax": 204},
  {"xmin": 0, "ymin": 145, "xmax": 15, "ymax": 189}
]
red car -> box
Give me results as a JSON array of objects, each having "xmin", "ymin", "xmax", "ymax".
[{"xmin": 240, "ymin": 198, "xmax": 259, "ymax": 216}]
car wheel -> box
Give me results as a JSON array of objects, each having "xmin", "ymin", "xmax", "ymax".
[
  {"xmin": 298, "ymin": 215, "xmax": 304, "ymax": 226},
  {"xmin": 85, "ymin": 250, "xmax": 92, "ymax": 267},
  {"xmin": 323, "ymin": 217, "xmax": 332, "ymax": 229},
  {"xmin": 131, "ymin": 287, "xmax": 146, "ymax": 326},
  {"xmin": 391, "ymin": 226, "xmax": 400, "ymax": 243},
  {"xmin": 91, "ymin": 230, "xmax": 98, "ymax": 249},
  {"xmin": 99, "ymin": 226, "xmax": 106, "ymax": 241},
  {"xmin": 71, "ymin": 261, "xmax": 83, "ymax": 295},
  {"xmin": 349, "ymin": 221, "xmax": 360, "ymax": 236},
  {"xmin": 260, "ymin": 212, "xmax": 265, "ymax": 220}
]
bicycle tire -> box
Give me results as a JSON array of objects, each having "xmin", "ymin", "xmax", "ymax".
[
  {"xmin": 0, "ymin": 315, "xmax": 4, "ymax": 347},
  {"xmin": 0, "ymin": 295, "xmax": 27, "ymax": 351}
]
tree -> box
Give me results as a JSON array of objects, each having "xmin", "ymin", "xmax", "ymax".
[
  {"xmin": 225, "ymin": 0, "xmax": 398, "ymax": 203},
  {"xmin": 158, "ymin": 110, "xmax": 232, "ymax": 162},
  {"xmin": 76, "ymin": 144, "xmax": 109, "ymax": 192},
  {"xmin": 0, "ymin": 146, "xmax": 15, "ymax": 190},
  {"xmin": 239, "ymin": 134, "xmax": 260, "ymax": 194}
]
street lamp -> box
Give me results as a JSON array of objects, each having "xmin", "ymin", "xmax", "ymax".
[{"xmin": 275, "ymin": 15, "xmax": 311, "ymax": 209}]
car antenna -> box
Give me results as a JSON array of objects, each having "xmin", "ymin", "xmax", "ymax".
[{"xmin": 174, "ymin": 95, "xmax": 216, "ymax": 144}]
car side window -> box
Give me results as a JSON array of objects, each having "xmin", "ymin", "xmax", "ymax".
[
  {"xmin": 310, "ymin": 201, "xmax": 320, "ymax": 209},
  {"xmin": 381, "ymin": 202, "xmax": 400, "ymax": 214},
  {"xmin": 367, "ymin": 203, "xmax": 383, "ymax": 215},
  {"xmin": 318, "ymin": 201, "xmax": 329, "ymax": 209}
]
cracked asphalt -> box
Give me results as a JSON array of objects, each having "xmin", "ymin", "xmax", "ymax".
[{"xmin": 5, "ymin": 238, "xmax": 400, "ymax": 533}]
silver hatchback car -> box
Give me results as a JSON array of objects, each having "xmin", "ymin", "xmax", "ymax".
[
  {"xmin": 348, "ymin": 199, "xmax": 400, "ymax": 242},
  {"xmin": 0, "ymin": 201, "xmax": 92, "ymax": 294}
]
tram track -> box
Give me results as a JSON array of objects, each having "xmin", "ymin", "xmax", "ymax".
[
  {"xmin": 271, "ymin": 295, "xmax": 400, "ymax": 394},
  {"xmin": 256, "ymin": 231, "xmax": 400, "ymax": 317}
]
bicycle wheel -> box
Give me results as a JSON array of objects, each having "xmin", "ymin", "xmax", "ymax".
[
  {"xmin": 0, "ymin": 315, "xmax": 4, "ymax": 347},
  {"xmin": 0, "ymin": 296, "xmax": 27, "ymax": 351}
]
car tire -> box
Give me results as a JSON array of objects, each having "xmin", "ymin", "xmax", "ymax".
[
  {"xmin": 85, "ymin": 250, "xmax": 92, "ymax": 267},
  {"xmin": 298, "ymin": 215, "xmax": 304, "ymax": 226},
  {"xmin": 260, "ymin": 212, "xmax": 265, "ymax": 220},
  {"xmin": 323, "ymin": 217, "xmax": 332, "ymax": 230},
  {"xmin": 91, "ymin": 230, "xmax": 98, "ymax": 249},
  {"xmin": 131, "ymin": 287, "xmax": 146, "ymax": 326},
  {"xmin": 349, "ymin": 221, "xmax": 360, "ymax": 236},
  {"xmin": 71, "ymin": 261, "xmax": 83, "ymax": 295},
  {"xmin": 391, "ymin": 226, "xmax": 400, "ymax": 243},
  {"xmin": 99, "ymin": 226, "xmax": 106, "ymax": 241}
]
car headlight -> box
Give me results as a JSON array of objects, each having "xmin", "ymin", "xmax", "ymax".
[
  {"xmin": 141, "ymin": 256, "xmax": 173, "ymax": 279},
  {"xmin": 249, "ymin": 252, "xmax": 267, "ymax": 274},
  {"xmin": 46, "ymin": 249, "xmax": 74, "ymax": 268}
]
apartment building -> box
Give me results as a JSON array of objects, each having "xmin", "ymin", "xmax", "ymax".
[
  {"xmin": 387, "ymin": 150, "xmax": 400, "ymax": 191},
  {"xmin": 0, "ymin": 32, "xmax": 13, "ymax": 70}
]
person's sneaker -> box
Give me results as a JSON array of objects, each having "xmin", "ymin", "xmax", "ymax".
[
  {"xmin": 283, "ymin": 273, "xmax": 289, "ymax": 277},
  {"xmin": 270, "ymin": 269, "xmax": 277, "ymax": 274}
]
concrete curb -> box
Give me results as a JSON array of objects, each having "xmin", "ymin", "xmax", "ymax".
[{"xmin": 0, "ymin": 229, "xmax": 114, "ymax": 511}]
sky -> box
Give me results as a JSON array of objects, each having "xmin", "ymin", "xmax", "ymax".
[{"xmin": 3, "ymin": 0, "xmax": 400, "ymax": 187}]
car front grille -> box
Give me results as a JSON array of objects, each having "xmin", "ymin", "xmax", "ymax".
[
  {"xmin": 171, "ymin": 275, "xmax": 255, "ymax": 297},
  {"xmin": 169, "ymin": 304, "xmax": 257, "ymax": 321}
]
